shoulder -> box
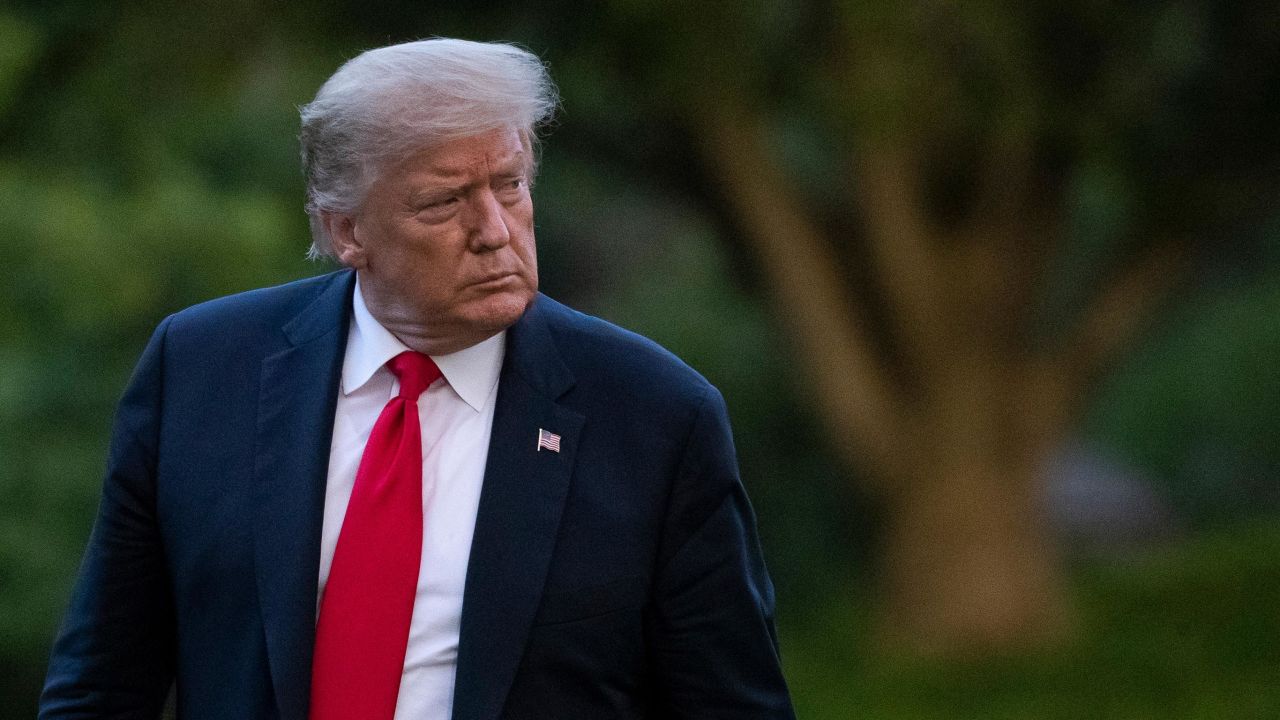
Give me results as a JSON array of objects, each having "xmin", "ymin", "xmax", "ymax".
[
  {"xmin": 530, "ymin": 294, "xmax": 720, "ymax": 413},
  {"xmin": 163, "ymin": 270, "xmax": 350, "ymax": 346}
]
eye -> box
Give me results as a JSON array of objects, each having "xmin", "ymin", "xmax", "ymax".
[
  {"xmin": 495, "ymin": 177, "xmax": 526, "ymax": 201},
  {"xmin": 416, "ymin": 196, "xmax": 458, "ymax": 215},
  {"xmin": 412, "ymin": 195, "xmax": 458, "ymax": 223}
]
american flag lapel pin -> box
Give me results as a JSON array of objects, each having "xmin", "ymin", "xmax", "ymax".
[{"xmin": 537, "ymin": 428, "xmax": 562, "ymax": 453}]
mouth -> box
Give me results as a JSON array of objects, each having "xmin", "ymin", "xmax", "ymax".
[{"xmin": 471, "ymin": 272, "xmax": 519, "ymax": 288}]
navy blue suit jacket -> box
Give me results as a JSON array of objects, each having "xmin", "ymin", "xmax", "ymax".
[{"xmin": 41, "ymin": 270, "xmax": 794, "ymax": 719}]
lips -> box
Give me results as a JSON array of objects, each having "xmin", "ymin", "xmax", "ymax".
[{"xmin": 472, "ymin": 272, "xmax": 518, "ymax": 287}]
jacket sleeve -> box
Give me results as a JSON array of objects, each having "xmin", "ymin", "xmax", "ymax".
[
  {"xmin": 647, "ymin": 386, "xmax": 796, "ymax": 719},
  {"xmin": 39, "ymin": 317, "xmax": 177, "ymax": 719}
]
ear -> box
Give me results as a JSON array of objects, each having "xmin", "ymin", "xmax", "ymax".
[{"xmin": 323, "ymin": 211, "xmax": 367, "ymax": 269}]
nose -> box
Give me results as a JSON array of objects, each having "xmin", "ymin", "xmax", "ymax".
[{"xmin": 464, "ymin": 188, "xmax": 511, "ymax": 252}]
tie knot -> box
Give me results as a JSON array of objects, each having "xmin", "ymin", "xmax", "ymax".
[{"xmin": 387, "ymin": 351, "xmax": 441, "ymax": 400}]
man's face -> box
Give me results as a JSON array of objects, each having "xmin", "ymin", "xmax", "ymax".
[{"xmin": 332, "ymin": 127, "xmax": 538, "ymax": 352}]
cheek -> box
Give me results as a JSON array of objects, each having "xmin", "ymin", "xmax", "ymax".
[
  {"xmin": 514, "ymin": 232, "xmax": 538, "ymax": 272},
  {"xmin": 511, "ymin": 205, "xmax": 537, "ymax": 257}
]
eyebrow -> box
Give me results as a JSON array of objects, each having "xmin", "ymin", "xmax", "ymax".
[
  {"xmin": 406, "ymin": 152, "xmax": 528, "ymax": 201},
  {"xmin": 425, "ymin": 150, "xmax": 527, "ymax": 179},
  {"xmin": 407, "ymin": 185, "xmax": 464, "ymax": 206},
  {"xmin": 483, "ymin": 154, "xmax": 529, "ymax": 182}
]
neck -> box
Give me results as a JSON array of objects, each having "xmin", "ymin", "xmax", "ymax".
[
  {"xmin": 357, "ymin": 275, "xmax": 495, "ymax": 357},
  {"xmin": 382, "ymin": 320, "xmax": 476, "ymax": 357}
]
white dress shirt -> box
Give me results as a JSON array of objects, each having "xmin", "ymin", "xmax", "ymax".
[{"xmin": 318, "ymin": 278, "xmax": 505, "ymax": 720}]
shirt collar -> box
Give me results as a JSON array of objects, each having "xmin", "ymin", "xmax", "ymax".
[{"xmin": 342, "ymin": 276, "xmax": 506, "ymax": 412}]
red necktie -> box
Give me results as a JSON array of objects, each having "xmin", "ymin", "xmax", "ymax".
[{"xmin": 310, "ymin": 351, "xmax": 442, "ymax": 720}]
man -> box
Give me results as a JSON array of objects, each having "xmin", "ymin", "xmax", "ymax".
[{"xmin": 41, "ymin": 38, "xmax": 794, "ymax": 719}]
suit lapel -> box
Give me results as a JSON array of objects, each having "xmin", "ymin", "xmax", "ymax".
[
  {"xmin": 253, "ymin": 271, "xmax": 353, "ymax": 720},
  {"xmin": 252, "ymin": 283, "xmax": 576, "ymax": 720},
  {"xmin": 452, "ymin": 296, "xmax": 584, "ymax": 720}
]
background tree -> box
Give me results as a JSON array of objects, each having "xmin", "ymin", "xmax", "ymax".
[{"xmin": 553, "ymin": 0, "xmax": 1280, "ymax": 651}]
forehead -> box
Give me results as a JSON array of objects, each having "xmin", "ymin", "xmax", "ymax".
[{"xmin": 399, "ymin": 128, "xmax": 528, "ymax": 179}]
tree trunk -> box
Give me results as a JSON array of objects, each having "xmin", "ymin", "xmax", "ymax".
[
  {"xmin": 688, "ymin": 103, "xmax": 1077, "ymax": 652},
  {"xmin": 875, "ymin": 444, "xmax": 1071, "ymax": 653}
]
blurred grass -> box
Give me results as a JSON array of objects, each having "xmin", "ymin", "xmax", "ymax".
[{"xmin": 780, "ymin": 520, "xmax": 1280, "ymax": 719}]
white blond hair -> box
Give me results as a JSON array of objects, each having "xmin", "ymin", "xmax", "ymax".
[{"xmin": 299, "ymin": 38, "xmax": 558, "ymax": 259}]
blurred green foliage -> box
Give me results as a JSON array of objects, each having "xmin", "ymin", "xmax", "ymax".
[
  {"xmin": 1, "ymin": 0, "xmax": 1277, "ymax": 717},
  {"xmin": 0, "ymin": 2, "xmax": 325, "ymax": 705},
  {"xmin": 1088, "ymin": 242, "xmax": 1280, "ymax": 525},
  {"xmin": 785, "ymin": 522, "xmax": 1280, "ymax": 719}
]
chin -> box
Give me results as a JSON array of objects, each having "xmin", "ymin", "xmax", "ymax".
[{"xmin": 467, "ymin": 289, "xmax": 534, "ymax": 332}]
